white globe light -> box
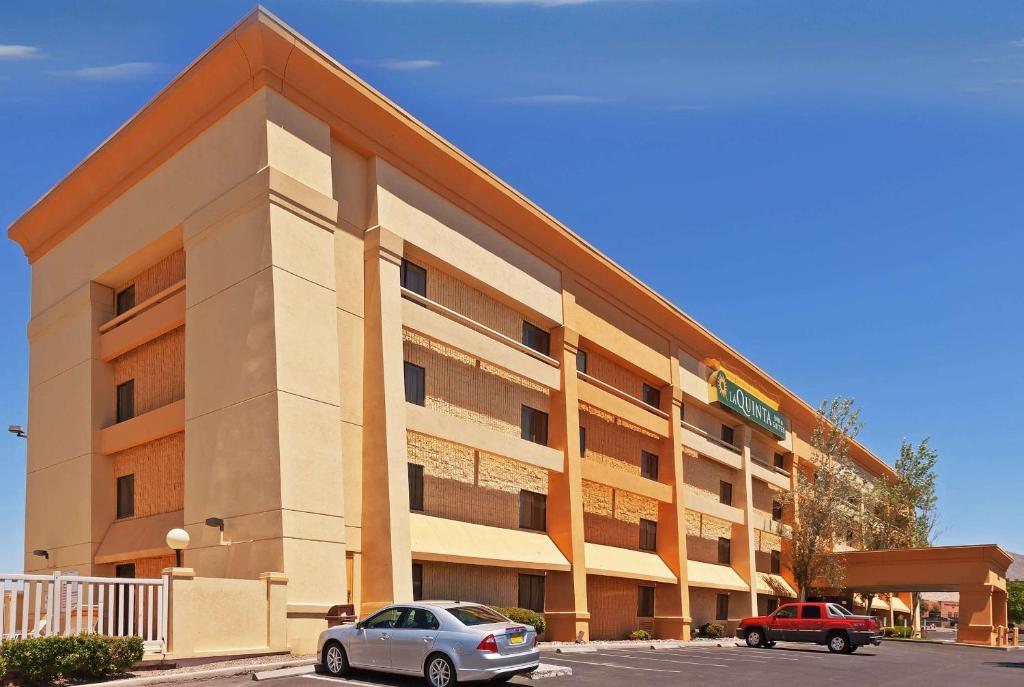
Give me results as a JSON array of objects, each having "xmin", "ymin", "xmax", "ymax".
[{"xmin": 166, "ymin": 528, "xmax": 190, "ymax": 551}]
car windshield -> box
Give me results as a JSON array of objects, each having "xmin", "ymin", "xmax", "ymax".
[
  {"xmin": 828, "ymin": 603, "xmax": 853, "ymax": 616},
  {"xmin": 447, "ymin": 606, "xmax": 508, "ymax": 626}
]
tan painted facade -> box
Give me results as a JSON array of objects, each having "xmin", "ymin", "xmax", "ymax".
[{"xmin": 12, "ymin": 9, "xmax": 929, "ymax": 653}]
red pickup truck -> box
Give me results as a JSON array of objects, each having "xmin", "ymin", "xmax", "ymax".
[{"xmin": 737, "ymin": 602, "xmax": 882, "ymax": 653}]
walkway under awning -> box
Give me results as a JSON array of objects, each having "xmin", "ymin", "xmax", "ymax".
[
  {"xmin": 94, "ymin": 510, "xmax": 182, "ymax": 564},
  {"xmin": 585, "ymin": 543, "xmax": 677, "ymax": 584},
  {"xmin": 409, "ymin": 513, "xmax": 570, "ymax": 571},
  {"xmin": 686, "ymin": 560, "xmax": 749, "ymax": 592}
]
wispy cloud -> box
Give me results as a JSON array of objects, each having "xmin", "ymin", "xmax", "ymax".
[
  {"xmin": 1011, "ymin": 38, "xmax": 1024, "ymax": 48},
  {"xmin": 375, "ymin": 58, "xmax": 442, "ymax": 71},
  {"xmin": 0, "ymin": 45, "xmax": 43, "ymax": 60},
  {"xmin": 490, "ymin": 94, "xmax": 608, "ymax": 105},
  {"xmin": 52, "ymin": 62, "xmax": 167, "ymax": 81}
]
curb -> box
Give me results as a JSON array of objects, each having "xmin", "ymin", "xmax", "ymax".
[
  {"xmin": 545, "ymin": 640, "xmax": 729, "ymax": 653},
  {"xmin": 885, "ymin": 638, "xmax": 1021, "ymax": 651},
  {"xmin": 89, "ymin": 659, "xmax": 317, "ymax": 686},
  {"xmin": 553, "ymin": 646, "xmax": 597, "ymax": 654},
  {"xmin": 525, "ymin": 663, "xmax": 573, "ymax": 680},
  {"xmin": 252, "ymin": 666, "xmax": 317, "ymax": 681}
]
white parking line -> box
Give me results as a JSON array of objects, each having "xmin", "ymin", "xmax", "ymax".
[
  {"xmin": 667, "ymin": 647, "xmax": 801, "ymax": 661},
  {"xmin": 592, "ymin": 652, "xmax": 730, "ymax": 667},
  {"xmin": 302, "ymin": 675, "xmax": 388, "ymax": 686},
  {"xmin": 544, "ymin": 656, "xmax": 695, "ymax": 672}
]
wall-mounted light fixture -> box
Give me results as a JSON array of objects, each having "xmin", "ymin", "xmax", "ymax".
[
  {"xmin": 32, "ymin": 549, "xmax": 48, "ymax": 560},
  {"xmin": 8, "ymin": 425, "xmax": 26, "ymax": 438},
  {"xmin": 204, "ymin": 517, "xmax": 251, "ymax": 546},
  {"xmin": 165, "ymin": 528, "xmax": 190, "ymax": 567}
]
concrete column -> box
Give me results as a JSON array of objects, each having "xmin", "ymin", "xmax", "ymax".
[
  {"xmin": 957, "ymin": 584, "xmax": 996, "ymax": 645},
  {"xmin": 545, "ymin": 321, "xmax": 590, "ymax": 642},
  {"xmin": 261, "ymin": 572, "xmax": 290, "ymax": 651},
  {"xmin": 653, "ymin": 345, "xmax": 691, "ymax": 640},
  {"xmin": 24, "ymin": 282, "xmax": 114, "ymax": 575},
  {"xmin": 732, "ymin": 425, "xmax": 759, "ymax": 618},
  {"xmin": 359, "ymin": 226, "xmax": 413, "ymax": 616},
  {"xmin": 163, "ymin": 567, "xmax": 196, "ymax": 658}
]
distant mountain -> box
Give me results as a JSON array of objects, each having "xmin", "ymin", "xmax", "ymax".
[{"xmin": 1009, "ymin": 552, "xmax": 1024, "ymax": 581}]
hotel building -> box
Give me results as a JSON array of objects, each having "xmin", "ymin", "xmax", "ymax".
[{"xmin": 11, "ymin": 9, "xmax": 905, "ymax": 645}]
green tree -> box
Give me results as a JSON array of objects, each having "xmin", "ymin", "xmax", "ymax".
[
  {"xmin": 1009, "ymin": 581, "xmax": 1024, "ymax": 625},
  {"xmin": 784, "ymin": 398, "xmax": 865, "ymax": 600},
  {"xmin": 867, "ymin": 438, "xmax": 939, "ymax": 549}
]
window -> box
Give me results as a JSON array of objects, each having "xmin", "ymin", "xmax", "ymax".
[
  {"xmin": 579, "ymin": 426, "xmax": 586, "ymax": 458},
  {"xmin": 576, "ymin": 350, "xmax": 588, "ymax": 373},
  {"xmin": 403, "ymin": 362, "xmax": 425, "ymax": 406},
  {"xmin": 637, "ymin": 586, "xmax": 655, "ymax": 617},
  {"xmin": 640, "ymin": 451, "xmax": 659, "ymax": 480},
  {"xmin": 771, "ymin": 550, "xmax": 781, "ymax": 575},
  {"xmin": 115, "ymin": 563, "xmax": 136, "ymax": 579},
  {"xmin": 400, "ymin": 259, "xmax": 427, "ymax": 296},
  {"xmin": 116, "ymin": 474, "xmax": 134, "ymax": 519},
  {"xmin": 772, "ymin": 500, "xmax": 783, "ymax": 522},
  {"xmin": 717, "ymin": 537, "xmax": 731, "ymax": 565},
  {"xmin": 400, "ymin": 607, "xmax": 439, "ymax": 630},
  {"xmin": 641, "ymin": 384, "xmax": 661, "ymax": 409},
  {"xmin": 766, "ymin": 598, "xmax": 779, "ymax": 614},
  {"xmin": 519, "ymin": 490, "xmax": 547, "ymax": 531},
  {"xmin": 522, "ymin": 322, "xmax": 551, "ymax": 356},
  {"xmin": 408, "ymin": 464, "xmax": 424, "ymax": 511},
  {"xmin": 412, "ymin": 563, "xmax": 423, "ymax": 601},
  {"xmin": 774, "ymin": 453, "xmax": 786, "ymax": 470},
  {"xmin": 828, "ymin": 603, "xmax": 853, "ymax": 617},
  {"xmin": 716, "ymin": 593, "xmax": 729, "ymax": 620},
  {"xmin": 518, "ymin": 574, "xmax": 545, "ymax": 613},
  {"xmin": 774, "ymin": 605, "xmax": 798, "ymax": 619},
  {"xmin": 365, "ymin": 607, "xmax": 404, "ymax": 629},
  {"xmin": 115, "ymin": 285, "xmax": 135, "ymax": 316},
  {"xmin": 720, "ymin": 424, "xmax": 735, "ymax": 446},
  {"xmin": 719, "ymin": 480, "xmax": 733, "ymax": 506},
  {"xmin": 639, "ymin": 519, "xmax": 657, "ymax": 551},
  {"xmin": 520, "ymin": 406, "xmax": 549, "ymax": 445},
  {"xmin": 447, "ymin": 606, "xmax": 508, "ymax": 626},
  {"xmin": 801, "ymin": 605, "xmax": 821, "ymax": 619},
  {"xmin": 116, "ymin": 380, "xmax": 135, "ymax": 423},
  {"xmin": 680, "ymin": 403, "xmax": 685, "ymax": 422}
]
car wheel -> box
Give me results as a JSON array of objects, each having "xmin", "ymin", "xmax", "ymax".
[
  {"xmin": 765, "ymin": 641, "xmax": 777, "ymax": 648},
  {"xmin": 847, "ymin": 644, "xmax": 858, "ymax": 653},
  {"xmin": 827, "ymin": 632, "xmax": 849, "ymax": 653},
  {"xmin": 322, "ymin": 641, "xmax": 349, "ymax": 676},
  {"xmin": 426, "ymin": 653, "xmax": 457, "ymax": 687},
  {"xmin": 745, "ymin": 629, "xmax": 763, "ymax": 647}
]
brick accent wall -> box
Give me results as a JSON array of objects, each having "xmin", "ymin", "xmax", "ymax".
[
  {"xmin": 689, "ymin": 587, "xmax": 742, "ymax": 627},
  {"xmin": 135, "ymin": 555, "xmax": 176, "ymax": 579},
  {"xmin": 418, "ymin": 561, "xmax": 519, "ymax": 608},
  {"xmin": 112, "ymin": 327, "xmax": 184, "ymax": 416},
  {"xmin": 685, "ymin": 511, "xmax": 732, "ymax": 564},
  {"xmin": 118, "ymin": 249, "xmax": 185, "ymax": 303},
  {"xmin": 754, "ymin": 529, "xmax": 783, "ymax": 573},
  {"xmin": 683, "ymin": 450, "xmax": 739, "ymax": 504},
  {"xmin": 587, "ymin": 575, "xmax": 650, "ymax": 640},
  {"xmin": 407, "ymin": 431, "xmax": 548, "ymax": 529},
  {"xmin": 752, "ymin": 480, "xmax": 781, "ymax": 513},
  {"xmin": 111, "ymin": 432, "xmax": 184, "ymax": 519},
  {"xmin": 423, "ymin": 266, "xmax": 525, "ymax": 342},
  {"xmin": 403, "ymin": 331, "xmax": 550, "ymax": 438},
  {"xmin": 580, "ymin": 407, "xmax": 661, "ymax": 474},
  {"xmin": 582, "ymin": 350, "xmax": 653, "ymax": 402},
  {"xmin": 582, "ymin": 480, "xmax": 658, "ymax": 549}
]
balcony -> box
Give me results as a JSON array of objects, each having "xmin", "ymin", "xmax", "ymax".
[
  {"xmin": 577, "ymin": 373, "xmax": 669, "ymax": 438},
  {"xmin": 751, "ymin": 458, "xmax": 792, "ymax": 491},
  {"xmin": 678, "ymin": 421, "xmax": 742, "ymax": 470},
  {"xmin": 99, "ymin": 280, "xmax": 185, "ymax": 361},
  {"xmin": 685, "ymin": 492, "xmax": 745, "ymax": 525},
  {"xmin": 581, "ymin": 460, "xmax": 672, "ymax": 503},
  {"xmin": 99, "ymin": 399, "xmax": 185, "ymax": 455}
]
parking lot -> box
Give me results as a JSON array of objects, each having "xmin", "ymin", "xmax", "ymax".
[{"xmin": 197, "ymin": 641, "xmax": 1024, "ymax": 687}]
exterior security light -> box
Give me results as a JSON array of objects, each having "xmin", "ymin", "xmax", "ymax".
[
  {"xmin": 205, "ymin": 517, "xmax": 225, "ymax": 531},
  {"xmin": 32, "ymin": 549, "xmax": 48, "ymax": 560},
  {"xmin": 166, "ymin": 528, "xmax": 190, "ymax": 567},
  {"xmin": 8, "ymin": 425, "xmax": 26, "ymax": 438}
]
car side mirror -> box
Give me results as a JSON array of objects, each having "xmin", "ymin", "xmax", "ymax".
[{"xmin": 355, "ymin": 621, "xmax": 364, "ymax": 630}]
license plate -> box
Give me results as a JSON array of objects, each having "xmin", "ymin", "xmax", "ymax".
[{"xmin": 509, "ymin": 633, "xmax": 525, "ymax": 645}]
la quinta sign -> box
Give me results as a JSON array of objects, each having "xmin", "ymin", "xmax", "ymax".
[{"xmin": 709, "ymin": 369, "xmax": 787, "ymax": 439}]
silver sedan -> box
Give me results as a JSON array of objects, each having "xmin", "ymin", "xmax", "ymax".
[{"xmin": 316, "ymin": 602, "xmax": 540, "ymax": 686}]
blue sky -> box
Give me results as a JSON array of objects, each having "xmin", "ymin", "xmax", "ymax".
[{"xmin": 1, "ymin": 0, "xmax": 1023, "ymax": 572}]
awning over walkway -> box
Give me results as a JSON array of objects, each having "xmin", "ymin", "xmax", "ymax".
[
  {"xmin": 757, "ymin": 573, "xmax": 797, "ymax": 598},
  {"xmin": 585, "ymin": 543, "xmax": 677, "ymax": 584},
  {"xmin": 686, "ymin": 560, "xmax": 749, "ymax": 592},
  {"xmin": 94, "ymin": 510, "xmax": 182, "ymax": 565},
  {"xmin": 890, "ymin": 597, "xmax": 911, "ymax": 614},
  {"xmin": 409, "ymin": 513, "xmax": 570, "ymax": 571}
]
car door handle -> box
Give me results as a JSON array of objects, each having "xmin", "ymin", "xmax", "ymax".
[{"xmin": 423, "ymin": 636, "xmax": 434, "ymax": 642}]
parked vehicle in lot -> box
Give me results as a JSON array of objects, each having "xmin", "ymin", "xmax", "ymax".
[
  {"xmin": 316, "ymin": 602, "xmax": 540, "ymax": 686},
  {"xmin": 738, "ymin": 602, "xmax": 882, "ymax": 653}
]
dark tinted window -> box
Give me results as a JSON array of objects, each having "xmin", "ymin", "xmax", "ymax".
[
  {"xmin": 801, "ymin": 605, "xmax": 822, "ymax": 619},
  {"xmin": 448, "ymin": 606, "xmax": 508, "ymax": 626},
  {"xmin": 115, "ymin": 563, "xmax": 136, "ymax": 579},
  {"xmin": 116, "ymin": 474, "xmax": 134, "ymax": 519},
  {"xmin": 719, "ymin": 481, "xmax": 733, "ymax": 506},
  {"xmin": 521, "ymin": 406, "xmax": 549, "ymax": 445},
  {"xmin": 404, "ymin": 362, "xmax": 425, "ymax": 405},
  {"xmin": 400, "ymin": 259, "xmax": 427, "ymax": 296},
  {"xmin": 400, "ymin": 607, "xmax": 438, "ymax": 630},
  {"xmin": 640, "ymin": 451, "xmax": 659, "ymax": 480},
  {"xmin": 772, "ymin": 500, "xmax": 783, "ymax": 522},
  {"xmin": 522, "ymin": 322, "xmax": 551, "ymax": 356},
  {"xmin": 519, "ymin": 490, "xmax": 547, "ymax": 531},
  {"xmin": 408, "ymin": 464, "xmax": 424, "ymax": 511},
  {"xmin": 771, "ymin": 550, "xmax": 781, "ymax": 574},
  {"xmin": 774, "ymin": 605, "xmax": 798, "ymax": 619},
  {"xmin": 716, "ymin": 593, "xmax": 729, "ymax": 620},
  {"xmin": 639, "ymin": 519, "xmax": 657, "ymax": 551},
  {"xmin": 412, "ymin": 563, "xmax": 423, "ymax": 601},
  {"xmin": 637, "ymin": 586, "xmax": 655, "ymax": 617},
  {"xmin": 774, "ymin": 453, "xmax": 786, "ymax": 469},
  {"xmin": 766, "ymin": 598, "xmax": 779, "ymax": 614},
  {"xmin": 115, "ymin": 285, "xmax": 135, "ymax": 316},
  {"xmin": 721, "ymin": 425, "xmax": 735, "ymax": 446},
  {"xmin": 116, "ymin": 380, "xmax": 135, "ymax": 423},
  {"xmin": 366, "ymin": 607, "xmax": 403, "ymax": 629},
  {"xmin": 718, "ymin": 537, "xmax": 731, "ymax": 565},
  {"xmin": 576, "ymin": 350, "xmax": 588, "ymax": 373},
  {"xmin": 518, "ymin": 574, "xmax": 545, "ymax": 613},
  {"xmin": 642, "ymin": 384, "xmax": 661, "ymax": 409},
  {"xmin": 579, "ymin": 426, "xmax": 586, "ymax": 458}
]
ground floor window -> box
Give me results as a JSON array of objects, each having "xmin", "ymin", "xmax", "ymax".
[
  {"xmin": 766, "ymin": 597, "xmax": 779, "ymax": 614},
  {"xmin": 638, "ymin": 585, "xmax": 655, "ymax": 618},
  {"xmin": 716, "ymin": 593, "xmax": 729, "ymax": 620},
  {"xmin": 518, "ymin": 573, "xmax": 545, "ymax": 612},
  {"xmin": 412, "ymin": 563, "xmax": 423, "ymax": 601}
]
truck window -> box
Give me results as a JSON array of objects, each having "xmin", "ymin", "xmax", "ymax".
[
  {"xmin": 774, "ymin": 605, "xmax": 798, "ymax": 619},
  {"xmin": 828, "ymin": 603, "xmax": 852, "ymax": 617},
  {"xmin": 801, "ymin": 605, "xmax": 822, "ymax": 619}
]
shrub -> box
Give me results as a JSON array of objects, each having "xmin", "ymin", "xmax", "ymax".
[
  {"xmin": 0, "ymin": 634, "xmax": 144, "ymax": 686},
  {"xmin": 883, "ymin": 626, "xmax": 913, "ymax": 638},
  {"xmin": 628, "ymin": 629, "xmax": 652, "ymax": 641},
  {"xmin": 492, "ymin": 607, "xmax": 546, "ymax": 635},
  {"xmin": 698, "ymin": 622, "xmax": 726, "ymax": 639}
]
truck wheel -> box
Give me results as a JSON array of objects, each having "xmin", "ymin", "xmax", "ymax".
[
  {"xmin": 745, "ymin": 629, "xmax": 763, "ymax": 647},
  {"xmin": 847, "ymin": 644, "xmax": 858, "ymax": 653},
  {"xmin": 765, "ymin": 641, "xmax": 776, "ymax": 648},
  {"xmin": 827, "ymin": 632, "xmax": 849, "ymax": 653}
]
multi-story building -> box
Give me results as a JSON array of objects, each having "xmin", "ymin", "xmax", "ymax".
[{"xmin": 11, "ymin": 9, "xmax": 902, "ymax": 645}]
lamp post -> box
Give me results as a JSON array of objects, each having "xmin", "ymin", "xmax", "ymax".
[
  {"xmin": 8, "ymin": 425, "xmax": 26, "ymax": 438},
  {"xmin": 166, "ymin": 528, "xmax": 190, "ymax": 568}
]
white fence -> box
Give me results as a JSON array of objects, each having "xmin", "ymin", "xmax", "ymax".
[{"xmin": 0, "ymin": 573, "xmax": 168, "ymax": 649}]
